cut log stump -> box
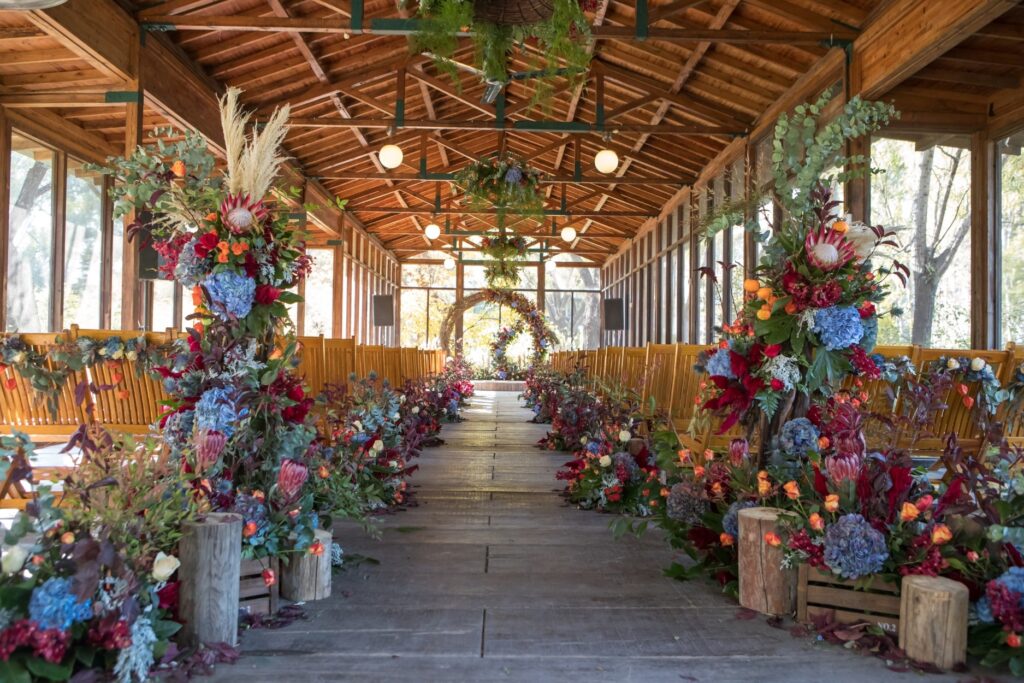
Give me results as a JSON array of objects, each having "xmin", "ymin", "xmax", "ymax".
[
  {"xmin": 899, "ymin": 575, "xmax": 968, "ymax": 669},
  {"xmin": 179, "ymin": 512, "xmax": 242, "ymax": 647},
  {"xmin": 738, "ymin": 507, "xmax": 795, "ymax": 616},
  {"xmin": 281, "ymin": 528, "xmax": 333, "ymax": 602}
]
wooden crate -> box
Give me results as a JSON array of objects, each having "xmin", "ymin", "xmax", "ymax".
[
  {"xmin": 239, "ymin": 557, "xmax": 280, "ymax": 616},
  {"xmin": 797, "ymin": 565, "xmax": 901, "ymax": 635}
]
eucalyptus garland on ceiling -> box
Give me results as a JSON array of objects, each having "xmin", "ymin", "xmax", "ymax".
[
  {"xmin": 480, "ymin": 234, "xmax": 529, "ymax": 288},
  {"xmin": 453, "ymin": 154, "xmax": 545, "ymax": 220},
  {"xmin": 410, "ymin": 0, "xmax": 592, "ymax": 105}
]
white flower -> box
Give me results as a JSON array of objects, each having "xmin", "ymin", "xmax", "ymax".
[
  {"xmin": 151, "ymin": 552, "xmax": 180, "ymax": 582},
  {"xmin": 970, "ymin": 357, "xmax": 987, "ymax": 372},
  {"xmin": 388, "ymin": 460, "xmax": 398, "ymax": 469},
  {"xmin": 125, "ymin": 350, "xmax": 138, "ymax": 361},
  {"xmin": 412, "ymin": 406, "xmax": 420, "ymax": 414},
  {"xmin": 11, "ymin": 351, "xmax": 26, "ymax": 364},
  {"xmin": 618, "ymin": 430, "xmax": 631, "ymax": 443},
  {"xmin": 392, "ymin": 413, "xmax": 401, "ymax": 421},
  {"xmin": 580, "ymin": 437, "xmax": 588, "ymax": 445},
  {"xmin": 599, "ymin": 455, "xmax": 612, "ymax": 468},
  {"xmin": 399, "ymin": 395, "xmax": 406, "ymax": 404},
  {"xmin": 372, "ymin": 440, "xmax": 384, "ymax": 453},
  {"xmin": 845, "ymin": 222, "xmax": 877, "ymax": 261},
  {"xmin": 1, "ymin": 545, "xmax": 28, "ymax": 575},
  {"xmin": 353, "ymin": 420, "xmax": 363, "ymax": 431},
  {"xmin": 810, "ymin": 242, "xmax": 840, "ymax": 267},
  {"xmin": 947, "ymin": 358, "xmax": 960, "ymax": 370}
]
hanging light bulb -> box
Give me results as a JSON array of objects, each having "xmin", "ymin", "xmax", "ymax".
[
  {"xmin": 0, "ymin": 0, "xmax": 68, "ymax": 7},
  {"xmin": 424, "ymin": 223, "xmax": 441, "ymax": 240},
  {"xmin": 560, "ymin": 226, "xmax": 577, "ymax": 243},
  {"xmin": 378, "ymin": 143, "xmax": 404, "ymax": 169},
  {"xmin": 594, "ymin": 148, "xmax": 619, "ymax": 174},
  {"xmin": 443, "ymin": 256, "xmax": 456, "ymax": 270}
]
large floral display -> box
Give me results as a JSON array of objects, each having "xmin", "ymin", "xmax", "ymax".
[
  {"xmin": 439, "ymin": 288, "xmax": 558, "ymax": 369},
  {"xmin": 524, "ymin": 91, "xmax": 1024, "ymax": 675}
]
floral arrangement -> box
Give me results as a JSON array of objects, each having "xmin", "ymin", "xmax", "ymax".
[
  {"xmin": 0, "ymin": 430, "xmax": 189, "ymax": 682},
  {"xmin": 410, "ymin": 0, "xmax": 591, "ymax": 106},
  {"xmin": 453, "ymin": 156, "xmax": 545, "ymax": 220},
  {"xmin": 439, "ymin": 289, "xmax": 557, "ymax": 365},
  {"xmin": 93, "ymin": 88, "xmax": 321, "ymax": 564},
  {"xmin": 480, "ymin": 234, "xmax": 530, "ymax": 288},
  {"xmin": 489, "ymin": 321, "xmax": 527, "ymax": 379}
]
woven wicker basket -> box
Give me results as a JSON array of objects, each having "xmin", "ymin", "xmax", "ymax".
[{"xmin": 473, "ymin": 0, "xmax": 554, "ymax": 25}]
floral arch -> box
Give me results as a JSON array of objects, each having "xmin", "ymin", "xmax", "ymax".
[{"xmin": 439, "ymin": 289, "xmax": 559, "ymax": 367}]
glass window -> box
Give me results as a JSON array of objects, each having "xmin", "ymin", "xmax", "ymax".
[
  {"xmin": 6, "ymin": 133, "xmax": 55, "ymax": 332},
  {"xmin": 574, "ymin": 291, "xmax": 601, "ymax": 349},
  {"xmin": 304, "ymin": 248, "xmax": 334, "ymax": 335},
  {"xmin": 426, "ymin": 289, "xmax": 455, "ymax": 347},
  {"xmin": 1000, "ymin": 133, "xmax": 1024, "ymax": 345},
  {"xmin": 402, "ymin": 262, "xmax": 455, "ymax": 288},
  {"xmin": 62, "ymin": 159, "xmax": 104, "ymax": 328},
  {"xmin": 871, "ymin": 138, "xmax": 971, "ymax": 347},
  {"xmin": 110, "ymin": 219, "xmax": 124, "ymax": 329},
  {"xmin": 545, "ymin": 290, "xmax": 574, "ymax": 347},
  {"xmin": 400, "ymin": 288, "xmax": 428, "ymax": 347},
  {"xmin": 151, "ymin": 280, "xmax": 176, "ymax": 331}
]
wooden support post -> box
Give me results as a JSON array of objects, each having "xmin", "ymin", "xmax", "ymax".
[
  {"xmin": 281, "ymin": 528, "xmax": 333, "ymax": 602},
  {"xmin": 121, "ymin": 83, "xmax": 143, "ymax": 331},
  {"xmin": 899, "ymin": 575, "xmax": 968, "ymax": 669},
  {"xmin": 738, "ymin": 507, "xmax": 795, "ymax": 616},
  {"xmin": 179, "ymin": 512, "xmax": 243, "ymax": 647},
  {"xmin": 0, "ymin": 107, "xmax": 10, "ymax": 333},
  {"xmin": 971, "ymin": 130, "xmax": 997, "ymax": 349}
]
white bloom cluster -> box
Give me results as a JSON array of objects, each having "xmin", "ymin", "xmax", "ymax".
[{"xmin": 763, "ymin": 354, "xmax": 802, "ymax": 391}]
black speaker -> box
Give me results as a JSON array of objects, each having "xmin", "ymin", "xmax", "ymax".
[
  {"xmin": 603, "ymin": 298, "xmax": 625, "ymax": 331},
  {"xmin": 373, "ymin": 295, "xmax": 395, "ymax": 327}
]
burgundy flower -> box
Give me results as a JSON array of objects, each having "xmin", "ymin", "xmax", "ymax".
[
  {"xmin": 31, "ymin": 628, "xmax": 70, "ymax": 664},
  {"xmin": 87, "ymin": 616, "xmax": 132, "ymax": 651},
  {"xmin": 255, "ymin": 284, "xmax": 281, "ymax": 305},
  {"xmin": 157, "ymin": 580, "xmax": 180, "ymax": 613},
  {"xmin": 763, "ymin": 344, "xmax": 782, "ymax": 358},
  {"xmin": 0, "ymin": 619, "xmax": 37, "ymax": 661},
  {"xmin": 194, "ymin": 230, "xmax": 220, "ymax": 258},
  {"xmin": 781, "ymin": 266, "xmax": 811, "ymax": 304},
  {"xmin": 849, "ymin": 345, "xmax": 880, "ymax": 379},
  {"xmin": 859, "ymin": 301, "xmax": 876, "ymax": 318},
  {"xmin": 277, "ymin": 459, "xmax": 308, "ymax": 503},
  {"xmin": 809, "ymin": 281, "xmax": 842, "ymax": 308}
]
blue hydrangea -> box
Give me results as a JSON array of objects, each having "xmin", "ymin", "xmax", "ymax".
[
  {"xmin": 723, "ymin": 500, "xmax": 758, "ymax": 538},
  {"xmin": 993, "ymin": 566, "xmax": 1024, "ymax": 598},
  {"xmin": 29, "ymin": 577, "xmax": 93, "ymax": 630},
  {"xmin": 823, "ymin": 513, "xmax": 888, "ymax": 579},
  {"xmin": 175, "ymin": 239, "xmax": 208, "ymax": 287},
  {"xmin": 586, "ymin": 441, "xmax": 601, "ymax": 454},
  {"xmin": 778, "ymin": 417, "xmax": 819, "ymax": 456},
  {"xmin": 204, "ymin": 271, "xmax": 255, "ymax": 320},
  {"xmin": 975, "ymin": 595, "xmax": 994, "ymax": 624},
  {"xmin": 860, "ymin": 314, "xmax": 878, "ymax": 353},
  {"xmin": 195, "ymin": 386, "xmax": 243, "ymax": 437},
  {"xmin": 812, "ymin": 306, "xmax": 864, "ymax": 351},
  {"xmin": 504, "ymin": 166, "xmax": 523, "ymax": 184},
  {"xmin": 705, "ymin": 346, "xmax": 734, "ymax": 378}
]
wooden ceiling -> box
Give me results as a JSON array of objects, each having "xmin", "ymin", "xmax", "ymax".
[{"xmin": 2, "ymin": 0, "xmax": 1024, "ymax": 262}]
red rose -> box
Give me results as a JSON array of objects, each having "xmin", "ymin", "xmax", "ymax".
[
  {"xmin": 255, "ymin": 284, "xmax": 281, "ymax": 305},
  {"xmin": 770, "ymin": 378, "xmax": 784, "ymax": 391},
  {"xmin": 194, "ymin": 230, "xmax": 220, "ymax": 258},
  {"xmin": 287, "ymin": 384, "xmax": 304, "ymax": 402},
  {"xmin": 763, "ymin": 344, "xmax": 782, "ymax": 358},
  {"xmin": 157, "ymin": 580, "xmax": 180, "ymax": 612},
  {"xmin": 859, "ymin": 301, "xmax": 876, "ymax": 318}
]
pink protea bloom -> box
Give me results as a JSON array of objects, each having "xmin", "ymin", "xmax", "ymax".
[
  {"xmin": 805, "ymin": 227, "xmax": 856, "ymax": 272},
  {"xmin": 195, "ymin": 430, "xmax": 226, "ymax": 470},
  {"xmin": 277, "ymin": 459, "xmax": 309, "ymax": 503},
  {"xmin": 729, "ymin": 438, "xmax": 749, "ymax": 467},
  {"xmin": 219, "ymin": 194, "xmax": 269, "ymax": 234},
  {"xmin": 825, "ymin": 452, "xmax": 861, "ymax": 484}
]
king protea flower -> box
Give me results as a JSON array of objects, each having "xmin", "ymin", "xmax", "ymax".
[
  {"xmin": 220, "ymin": 193, "xmax": 269, "ymax": 234},
  {"xmin": 804, "ymin": 227, "xmax": 855, "ymax": 271},
  {"xmin": 277, "ymin": 459, "xmax": 309, "ymax": 503},
  {"xmin": 195, "ymin": 430, "xmax": 227, "ymax": 470},
  {"xmin": 825, "ymin": 452, "xmax": 861, "ymax": 484}
]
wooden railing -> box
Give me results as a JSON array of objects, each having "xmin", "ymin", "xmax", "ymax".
[
  {"xmin": 551, "ymin": 343, "xmax": 1024, "ymax": 452},
  {"xmin": 0, "ymin": 328, "xmax": 445, "ymax": 442}
]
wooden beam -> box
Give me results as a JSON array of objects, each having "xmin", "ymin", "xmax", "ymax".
[
  {"xmin": 317, "ymin": 172, "xmax": 688, "ymax": 185},
  {"xmin": 349, "ymin": 207, "xmax": 656, "ymax": 217},
  {"xmin": 283, "ymin": 117, "xmax": 741, "ymax": 135},
  {"xmin": 856, "ymin": 0, "xmax": 1020, "ymax": 98},
  {"xmin": 27, "ymin": 1, "xmax": 137, "ymax": 82}
]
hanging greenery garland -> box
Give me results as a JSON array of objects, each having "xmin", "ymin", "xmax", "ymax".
[
  {"xmin": 454, "ymin": 154, "xmax": 545, "ymax": 220},
  {"xmin": 439, "ymin": 288, "xmax": 558, "ymax": 364},
  {"xmin": 480, "ymin": 234, "xmax": 529, "ymax": 288},
  {"xmin": 409, "ymin": 0, "xmax": 592, "ymax": 106}
]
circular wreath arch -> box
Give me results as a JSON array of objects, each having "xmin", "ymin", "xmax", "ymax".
[
  {"xmin": 490, "ymin": 320, "xmax": 527, "ymax": 379},
  {"xmin": 439, "ymin": 288, "xmax": 558, "ymax": 366}
]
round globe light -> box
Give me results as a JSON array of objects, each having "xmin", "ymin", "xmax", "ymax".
[
  {"xmin": 443, "ymin": 256, "xmax": 456, "ymax": 270},
  {"xmin": 594, "ymin": 148, "xmax": 619, "ymax": 174},
  {"xmin": 424, "ymin": 223, "xmax": 441, "ymax": 240},
  {"xmin": 560, "ymin": 226, "xmax": 577, "ymax": 243},
  {"xmin": 378, "ymin": 143, "xmax": 404, "ymax": 170}
]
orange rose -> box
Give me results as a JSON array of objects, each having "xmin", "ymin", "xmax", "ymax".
[
  {"xmin": 711, "ymin": 482, "xmax": 724, "ymax": 497},
  {"xmin": 931, "ymin": 524, "xmax": 953, "ymax": 545},
  {"xmin": 243, "ymin": 521, "xmax": 258, "ymax": 538},
  {"xmin": 231, "ymin": 242, "xmax": 248, "ymax": 256},
  {"xmin": 900, "ymin": 502, "xmax": 920, "ymax": 522},
  {"xmin": 262, "ymin": 568, "xmax": 276, "ymax": 587},
  {"xmin": 318, "ymin": 465, "xmax": 330, "ymax": 479},
  {"xmin": 783, "ymin": 481, "xmax": 800, "ymax": 500},
  {"xmin": 678, "ymin": 449, "xmax": 691, "ymax": 463},
  {"xmin": 818, "ymin": 436, "xmax": 830, "ymax": 449},
  {"xmin": 720, "ymin": 532, "xmax": 735, "ymax": 547},
  {"xmin": 764, "ymin": 532, "xmax": 782, "ymax": 547},
  {"xmin": 703, "ymin": 448, "xmax": 715, "ymax": 461},
  {"xmin": 309, "ymin": 540, "xmax": 325, "ymax": 556},
  {"xmin": 170, "ymin": 160, "xmax": 186, "ymax": 178},
  {"xmin": 1008, "ymin": 633, "xmax": 1021, "ymax": 648},
  {"xmin": 808, "ymin": 513, "xmax": 825, "ymax": 531},
  {"xmin": 824, "ymin": 494, "xmax": 839, "ymax": 513},
  {"xmin": 660, "ymin": 487, "xmax": 670, "ymax": 498},
  {"xmin": 693, "ymin": 465, "xmax": 706, "ymax": 478},
  {"xmin": 60, "ymin": 532, "xmax": 76, "ymax": 545}
]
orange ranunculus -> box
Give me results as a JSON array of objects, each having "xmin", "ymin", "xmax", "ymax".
[
  {"xmin": 1008, "ymin": 633, "xmax": 1022, "ymax": 648},
  {"xmin": 660, "ymin": 487, "xmax": 670, "ymax": 498},
  {"xmin": 710, "ymin": 482, "xmax": 724, "ymax": 497},
  {"xmin": 217, "ymin": 252, "xmax": 229, "ymax": 264},
  {"xmin": 170, "ymin": 160, "xmax": 186, "ymax": 178},
  {"xmin": 231, "ymin": 242, "xmax": 248, "ymax": 256},
  {"xmin": 764, "ymin": 532, "xmax": 782, "ymax": 547},
  {"xmin": 720, "ymin": 532, "xmax": 735, "ymax": 547},
  {"xmin": 743, "ymin": 279, "xmax": 760, "ymax": 293},
  {"xmin": 832, "ymin": 220, "xmax": 849, "ymax": 233},
  {"xmin": 318, "ymin": 465, "xmax": 330, "ymax": 479},
  {"xmin": 900, "ymin": 502, "xmax": 920, "ymax": 522},
  {"xmin": 784, "ymin": 301, "xmax": 799, "ymax": 315},
  {"xmin": 808, "ymin": 513, "xmax": 825, "ymax": 531},
  {"xmin": 60, "ymin": 531, "xmax": 75, "ymax": 545},
  {"xmin": 756, "ymin": 307, "xmax": 771, "ymax": 321},
  {"xmin": 703, "ymin": 448, "xmax": 715, "ymax": 461},
  {"xmin": 758, "ymin": 479, "xmax": 771, "ymax": 497},
  {"xmin": 693, "ymin": 465, "xmax": 706, "ymax": 478},
  {"xmin": 783, "ymin": 481, "xmax": 800, "ymax": 500},
  {"xmin": 205, "ymin": 212, "xmax": 218, "ymax": 222},
  {"xmin": 309, "ymin": 540, "xmax": 325, "ymax": 556},
  {"xmin": 243, "ymin": 521, "xmax": 258, "ymax": 538},
  {"xmin": 824, "ymin": 494, "xmax": 839, "ymax": 513},
  {"xmin": 931, "ymin": 524, "xmax": 953, "ymax": 545},
  {"xmin": 678, "ymin": 448, "xmax": 691, "ymax": 463},
  {"xmin": 818, "ymin": 436, "xmax": 830, "ymax": 449}
]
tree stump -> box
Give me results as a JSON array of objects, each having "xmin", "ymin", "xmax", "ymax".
[
  {"xmin": 738, "ymin": 507, "xmax": 795, "ymax": 616},
  {"xmin": 179, "ymin": 512, "xmax": 242, "ymax": 647},
  {"xmin": 899, "ymin": 575, "xmax": 968, "ymax": 669},
  {"xmin": 281, "ymin": 528, "xmax": 333, "ymax": 602}
]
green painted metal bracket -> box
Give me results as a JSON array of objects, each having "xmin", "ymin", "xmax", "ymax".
[
  {"xmin": 496, "ymin": 91, "xmax": 505, "ymax": 127},
  {"xmin": 635, "ymin": 0, "xmax": 648, "ymax": 40},
  {"xmin": 369, "ymin": 17, "xmax": 431, "ymax": 34},
  {"xmin": 421, "ymin": 171, "xmax": 455, "ymax": 181},
  {"xmin": 351, "ymin": 0, "xmax": 363, "ymax": 32},
  {"xmin": 419, "ymin": 154, "xmax": 428, "ymax": 176},
  {"xmin": 105, "ymin": 91, "xmax": 141, "ymax": 104},
  {"xmin": 394, "ymin": 98, "xmax": 405, "ymax": 127},
  {"xmin": 512, "ymin": 120, "xmax": 588, "ymax": 132},
  {"xmin": 326, "ymin": 239, "xmax": 346, "ymax": 246},
  {"xmin": 140, "ymin": 22, "xmax": 176, "ymax": 32},
  {"xmin": 288, "ymin": 211, "xmax": 307, "ymax": 222}
]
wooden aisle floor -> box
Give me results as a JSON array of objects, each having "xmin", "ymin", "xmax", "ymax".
[{"xmin": 209, "ymin": 391, "xmax": 965, "ymax": 682}]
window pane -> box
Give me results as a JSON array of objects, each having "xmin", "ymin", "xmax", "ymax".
[
  {"xmin": 151, "ymin": 280, "xmax": 175, "ymax": 331},
  {"xmin": 110, "ymin": 219, "xmax": 124, "ymax": 329},
  {"xmin": 7, "ymin": 133, "xmax": 55, "ymax": 332},
  {"xmin": 545, "ymin": 290, "xmax": 574, "ymax": 348},
  {"xmin": 400, "ymin": 288, "xmax": 428, "ymax": 347},
  {"xmin": 871, "ymin": 138, "xmax": 971, "ymax": 347},
  {"xmin": 573, "ymin": 291, "xmax": 601, "ymax": 349},
  {"xmin": 426, "ymin": 289, "xmax": 455, "ymax": 348},
  {"xmin": 402, "ymin": 262, "xmax": 455, "ymax": 288},
  {"xmin": 304, "ymin": 248, "xmax": 334, "ymax": 335},
  {"xmin": 1000, "ymin": 133, "xmax": 1024, "ymax": 345},
  {"xmin": 63, "ymin": 159, "xmax": 104, "ymax": 328},
  {"xmin": 463, "ymin": 265, "xmax": 487, "ymax": 289},
  {"xmin": 730, "ymin": 225, "xmax": 745, "ymax": 324}
]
